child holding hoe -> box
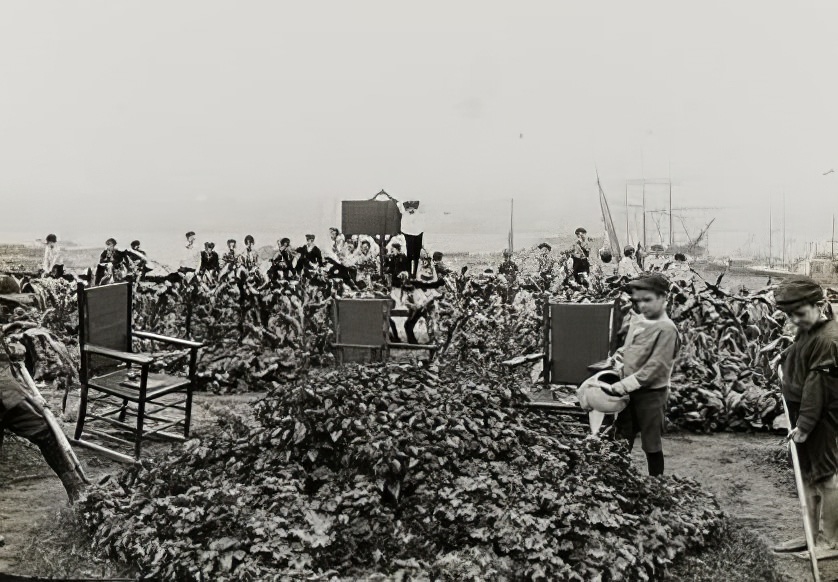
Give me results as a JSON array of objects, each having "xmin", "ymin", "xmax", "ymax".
[
  {"xmin": 773, "ymin": 276, "xmax": 838, "ymax": 554},
  {"xmin": 602, "ymin": 273, "xmax": 680, "ymax": 477}
]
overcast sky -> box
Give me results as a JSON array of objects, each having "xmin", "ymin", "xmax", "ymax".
[{"xmin": 2, "ymin": 1, "xmax": 838, "ymax": 255}]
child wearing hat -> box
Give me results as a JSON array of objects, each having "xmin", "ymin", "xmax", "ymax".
[
  {"xmin": 218, "ymin": 239, "xmax": 238, "ymax": 281},
  {"xmin": 179, "ymin": 231, "xmax": 200, "ymax": 274},
  {"xmin": 295, "ymin": 235, "xmax": 323, "ymax": 277},
  {"xmin": 603, "ymin": 273, "xmax": 680, "ymax": 476},
  {"xmin": 42, "ymin": 234, "xmax": 63, "ymax": 278},
  {"xmin": 618, "ymin": 245, "xmax": 642, "ymax": 278},
  {"xmin": 571, "ymin": 227, "xmax": 591, "ymax": 286},
  {"xmin": 773, "ymin": 276, "xmax": 838, "ymax": 553},
  {"xmin": 95, "ymin": 238, "xmax": 128, "ymax": 286}
]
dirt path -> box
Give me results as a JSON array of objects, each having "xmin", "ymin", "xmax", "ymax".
[
  {"xmin": 635, "ymin": 432, "xmax": 835, "ymax": 582},
  {"xmin": 0, "ymin": 391, "xmax": 263, "ymax": 576},
  {"xmin": 2, "ymin": 393, "xmax": 835, "ymax": 580},
  {"xmin": 0, "ymin": 437, "xmax": 65, "ymax": 572}
]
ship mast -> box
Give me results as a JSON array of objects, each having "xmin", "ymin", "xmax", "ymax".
[
  {"xmin": 768, "ymin": 203, "xmax": 774, "ymax": 267},
  {"xmin": 509, "ymin": 198, "xmax": 514, "ymax": 253},
  {"xmin": 625, "ymin": 184, "xmax": 630, "ymax": 247},
  {"xmin": 643, "ymin": 180, "xmax": 648, "ymax": 252},
  {"xmin": 668, "ymin": 163, "xmax": 673, "ymax": 248},
  {"xmin": 782, "ymin": 192, "xmax": 786, "ymax": 269},
  {"xmin": 669, "ymin": 181, "xmax": 673, "ymax": 247}
]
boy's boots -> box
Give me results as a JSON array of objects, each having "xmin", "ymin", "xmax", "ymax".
[
  {"xmin": 774, "ymin": 486, "xmax": 833, "ymax": 553},
  {"xmin": 646, "ymin": 451, "xmax": 664, "ymax": 477},
  {"xmin": 820, "ymin": 486, "xmax": 838, "ymax": 548}
]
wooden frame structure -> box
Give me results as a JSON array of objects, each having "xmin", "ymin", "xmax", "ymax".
[
  {"xmin": 331, "ymin": 298, "xmax": 437, "ymax": 364},
  {"xmin": 73, "ymin": 282, "xmax": 204, "ymax": 463}
]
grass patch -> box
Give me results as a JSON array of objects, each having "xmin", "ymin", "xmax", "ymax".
[
  {"xmin": 12, "ymin": 506, "xmax": 134, "ymax": 580},
  {"xmin": 667, "ymin": 519, "xmax": 781, "ymax": 582}
]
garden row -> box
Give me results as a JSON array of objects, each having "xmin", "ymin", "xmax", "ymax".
[{"xmin": 10, "ymin": 256, "xmax": 799, "ymax": 432}]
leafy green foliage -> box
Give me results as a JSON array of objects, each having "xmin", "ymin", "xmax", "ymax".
[
  {"xmin": 78, "ymin": 363, "xmax": 723, "ymax": 581},
  {"xmin": 13, "ymin": 263, "xmax": 798, "ymax": 431},
  {"xmin": 123, "ymin": 276, "xmax": 345, "ymax": 392},
  {"xmin": 665, "ymin": 278, "xmax": 789, "ymax": 432}
]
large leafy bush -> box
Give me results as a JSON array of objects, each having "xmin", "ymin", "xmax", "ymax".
[{"xmin": 79, "ymin": 363, "xmax": 722, "ymax": 581}]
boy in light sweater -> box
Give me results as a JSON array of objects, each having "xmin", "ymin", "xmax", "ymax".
[{"xmin": 604, "ymin": 274, "xmax": 680, "ymax": 476}]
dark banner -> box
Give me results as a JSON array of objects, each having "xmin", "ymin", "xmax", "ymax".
[{"xmin": 341, "ymin": 200, "xmax": 401, "ymax": 236}]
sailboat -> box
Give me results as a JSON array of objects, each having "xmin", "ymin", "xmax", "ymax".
[
  {"xmin": 746, "ymin": 200, "xmax": 793, "ymax": 278},
  {"xmin": 791, "ymin": 215, "xmax": 838, "ymax": 284},
  {"xmin": 596, "ymin": 171, "xmax": 621, "ymax": 266}
]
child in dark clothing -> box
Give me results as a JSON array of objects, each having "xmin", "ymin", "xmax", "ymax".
[
  {"xmin": 773, "ymin": 276, "xmax": 838, "ymax": 553},
  {"xmin": 604, "ymin": 274, "xmax": 680, "ymax": 476}
]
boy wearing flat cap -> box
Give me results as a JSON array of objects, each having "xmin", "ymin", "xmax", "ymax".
[
  {"xmin": 603, "ymin": 273, "xmax": 680, "ymax": 476},
  {"xmin": 571, "ymin": 227, "xmax": 591, "ymax": 286},
  {"xmin": 773, "ymin": 276, "xmax": 838, "ymax": 553}
]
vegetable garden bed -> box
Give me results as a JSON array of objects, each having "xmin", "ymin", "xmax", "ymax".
[
  {"xmin": 8, "ymin": 258, "xmax": 810, "ymax": 434},
  {"xmin": 78, "ymin": 363, "xmax": 724, "ymax": 581}
]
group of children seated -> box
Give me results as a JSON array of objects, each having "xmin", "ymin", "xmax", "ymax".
[
  {"xmin": 37, "ymin": 229, "xmax": 453, "ymax": 290},
  {"xmin": 39, "ymin": 229, "xmax": 453, "ymax": 345}
]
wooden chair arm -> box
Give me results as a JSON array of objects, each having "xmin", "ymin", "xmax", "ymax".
[
  {"xmin": 83, "ymin": 344, "xmax": 154, "ymax": 365},
  {"xmin": 133, "ymin": 330, "xmax": 204, "ymax": 349},
  {"xmin": 332, "ymin": 342, "xmax": 387, "ymax": 350},
  {"xmin": 501, "ymin": 353, "xmax": 546, "ymax": 368},
  {"xmin": 387, "ymin": 342, "xmax": 438, "ymax": 351}
]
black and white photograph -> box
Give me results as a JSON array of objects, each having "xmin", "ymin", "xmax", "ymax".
[{"xmin": 2, "ymin": 2, "xmax": 838, "ymax": 580}]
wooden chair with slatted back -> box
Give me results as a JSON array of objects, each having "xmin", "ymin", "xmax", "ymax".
[{"xmin": 73, "ymin": 281, "xmax": 203, "ymax": 463}]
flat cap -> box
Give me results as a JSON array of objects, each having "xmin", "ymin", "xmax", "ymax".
[
  {"xmin": 774, "ymin": 276, "xmax": 824, "ymax": 310},
  {"xmin": 627, "ymin": 273, "xmax": 670, "ymax": 294}
]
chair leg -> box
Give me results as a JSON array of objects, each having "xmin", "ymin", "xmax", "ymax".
[
  {"xmin": 134, "ymin": 397, "xmax": 146, "ymax": 460},
  {"xmin": 184, "ymin": 386, "xmax": 193, "ymax": 439},
  {"xmin": 117, "ymin": 398, "xmax": 129, "ymax": 422},
  {"xmin": 74, "ymin": 384, "xmax": 89, "ymax": 440}
]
